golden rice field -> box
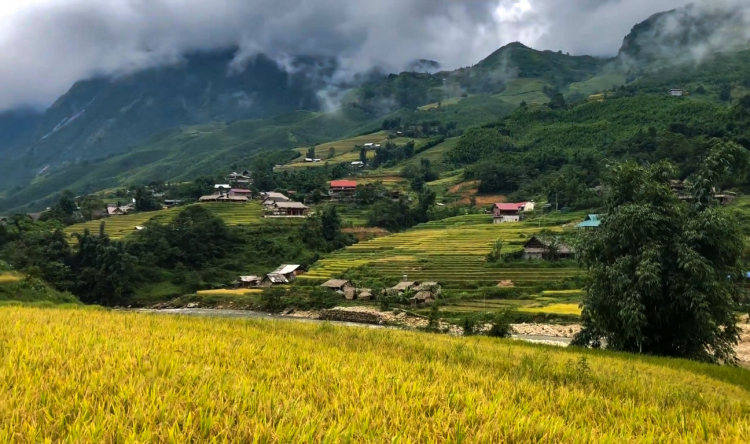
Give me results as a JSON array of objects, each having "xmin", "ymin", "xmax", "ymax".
[
  {"xmin": 520, "ymin": 303, "xmax": 583, "ymax": 316},
  {"xmin": 300, "ymin": 214, "xmax": 584, "ymax": 285},
  {"xmin": 2, "ymin": 307, "xmax": 749, "ymax": 443},
  {"xmin": 63, "ymin": 203, "xmax": 264, "ymax": 242},
  {"xmin": 0, "ymin": 273, "xmax": 22, "ymax": 284},
  {"xmin": 196, "ymin": 289, "xmax": 263, "ymax": 296}
]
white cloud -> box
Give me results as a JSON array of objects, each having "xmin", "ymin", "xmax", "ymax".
[{"xmin": 0, "ymin": 0, "xmax": 746, "ymax": 111}]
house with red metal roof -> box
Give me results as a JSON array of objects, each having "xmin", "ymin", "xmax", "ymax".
[
  {"xmin": 330, "ymin": 180, "xmax": 358, "ymax": 202},
  {"xmin": 493, "ymin": 202, "xmax": 529, "ymax": 223}
]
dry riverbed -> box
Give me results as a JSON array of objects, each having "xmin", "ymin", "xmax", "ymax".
[{"xmin": 147, "ymin": 303, "xmax": 750, "ymax": 362}]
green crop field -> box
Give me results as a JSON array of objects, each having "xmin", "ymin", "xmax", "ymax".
[
  {"xmin": 299, "ymin": 214, "xmax": 584, "ymax": 286},
  {"xmin": 279, "ymin": 131, "xmax": 389, "ymax": 170},
  {"xmin": 565, "ymin": 73, "xmax": 628, "ymax": 98},
  {"xmin": 63, "ymin": 202, "xmax": 266, "ymax": 242},
  {"xmin": 494, "ymin": 79, "xmax": 550, "ymax": 106}
]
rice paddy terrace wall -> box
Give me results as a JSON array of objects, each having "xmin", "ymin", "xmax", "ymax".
[{"xmin": 299, "ymin": 214, "xmax": 584, "ymax": 287}]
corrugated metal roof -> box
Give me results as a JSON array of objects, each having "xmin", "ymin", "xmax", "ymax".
[
  {"xmin": 273, "ymin": 264, "xmax": 303, "ymax": 275},
  {"xmin": 265, "ymin": 273, "xmax": 289, "ymax": 284},
  {"xmin": 494, "ymin": 202, "xmax": 527, "ymax": 211},
  {"xmin": 331, "ymin": 180, "xmax": 357, "ymax": 188},
  {"xmin": 274, "ymin": 202, "xmax": 308, "ymax": 209}
]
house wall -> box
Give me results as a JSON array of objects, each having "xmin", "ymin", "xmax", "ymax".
[
  {"xmin": 494, "ymin": 215, "xmax": 521, "ymax": 224},
  {"xmin": 523, "ymin": 252, "xmax": 544, "ymax": 260}
]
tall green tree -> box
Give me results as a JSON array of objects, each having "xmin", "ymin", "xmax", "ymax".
[
  {"xmin": 572, "ymin": 140, "xmax": 750, "ymax": 364},
  {"xmin": 306, "ymin": 145, "xmax": 317, "ymax": 160},
  {"xmin": 134, "ymin": 187, "xmax": 162, "ymax": 212}
]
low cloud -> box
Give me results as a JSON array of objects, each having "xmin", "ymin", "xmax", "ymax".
[{"xmin": 0, "ymin": 0, "xmax": 747, "ymax": 111}]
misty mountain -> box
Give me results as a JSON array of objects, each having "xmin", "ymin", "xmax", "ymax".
[
  {"xmin": 0, "ymin": 50, "xmax": 336, "ymax": 184},
  {"xmin": 618, "ymin": 4, "xmax": 750, "ymax": 63},
  {"xmin": 1, "ymin": 4, "xmax": 750, "ymax": 213}
]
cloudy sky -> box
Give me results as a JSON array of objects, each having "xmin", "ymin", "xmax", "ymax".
[{"xmin": 0, "ymin": 0, "xmax": 736, "ymax": 110}]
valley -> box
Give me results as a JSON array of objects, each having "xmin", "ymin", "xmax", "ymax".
[{"xmin": 1, "ymin": 3, "xmax": 750, "ymax": 441}]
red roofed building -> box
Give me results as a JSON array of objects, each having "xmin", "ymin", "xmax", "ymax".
[
  {"xmin": 330, "ymin": 180, "xmax": 358, "ymax": 201},
  {"xmin": 493, "ymin": 202, "xmax": 528, "ymax": 224}
]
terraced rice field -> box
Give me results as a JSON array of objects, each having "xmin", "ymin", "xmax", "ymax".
[
  {"xmin": 335, "ymin": 205, "xmax": 369, "ymax": 227},
  {"xmin": 62, "ymin": 207, "xmax": 182, "ymax": 241},
  {"xmin": 300, "ymin": 215, "xmax": 584, "ymax": 286},
  {"xmin": 63, "ymin": 203, "xmax": 265, "ymax": 242},
  {"xmin": 198, "ymin": 202, "xmax": 264, "ymax": 225}
]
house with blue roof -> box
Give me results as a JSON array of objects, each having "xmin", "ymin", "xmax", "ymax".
[{"xmin": 577, "ymin": 214, "xmax": 603, "ymax": 229}]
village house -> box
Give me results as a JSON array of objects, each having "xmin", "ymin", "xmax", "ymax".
[
  {"xmin": 330, "ymin": 180, "xmax": 357, "ymax": 201},
  {"xmin": 492, "ymin": 202, "xmax": 528, "ymax": 223},
  {"xmin": 264, "ymin": 264, "xmax": 306, "ymax": 285},
  {"xmin": 523, "ymin": 236, "xmax": 574, "ymax": 260},
  {"xmin": 163, "ymin": 199, "xmax": 183, "ymax": 208},
  {"xmin": 577, "ymin": 214, "xmax": 603, "ymax": 229},
  {"xmin": 411, "ymin": 291, "xmax": 436, "ymax": 305},
  {"xmin": 670, "ymin": 180, "xmax": 737, "ymax": 206},
  {"xmin": 265, "ymin": 201, "xmax": 309, "ymax": 217},
  {"xmin": 236, "ymin": 275, "xmax": 263, "ymax": 289},
  {"xmin": 669, "ymin": 88, "xmax": 684, "ymax": 97},
  {"xmin": 390, "ymin": 277, "xmax": 420, "ymax": 295},
  {"xmin": 321, "ymin": 279, "xmax": 355, "ymax": 299},
  {"xmin": 198, "ymin": 193, "xmax": 248, "ymax": 203},
  {"xmin": 357, "ymin": 288, "xmax": 374, "ymax": 301},
  {"xmin": 107, "ymin": 203, "xmax": 134, "ymax": 216},
  {"xmin": 215, "ymin": 184, "xmax": 231, "ymax": 191},
  {"xmin": 229, "ymin": 188, "xmax": 252, "ymax": 198},
  {"xmin": 351, "ymin": 161, "xmax": 365, "ymax": 169},
  {"xmin": 261, "ymin": 191, "xmax": 291, "ymax": 205},
  {"xmin": 409, "ymin": 282, "xmax": 441, "ymax": 305},
  {"xmin": 226, "ymin": 171, "xmax": 252, "ymax": 186}
]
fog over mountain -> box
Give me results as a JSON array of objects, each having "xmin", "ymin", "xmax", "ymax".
[{"xmin": 0, "ymin": 0, "xmax": 748, "ymax": 111}]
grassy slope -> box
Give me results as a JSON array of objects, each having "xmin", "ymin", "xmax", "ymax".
[
  {"xmin": 494, "ymin": 79, "xmax": 550, "ymax": 106},
  {"xmin": 0, "ymin": 272, "xmax": 80, "ymax": 305},
  {"xmin": 2, "ymin": 307, "xmax": 749, "ymax": 442},
  {"xmin": 564, "ymin": 72, "xmax": 628, "ymax": 98}
]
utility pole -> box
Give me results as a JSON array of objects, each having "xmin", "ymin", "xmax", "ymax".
[{"xmin": 555, "ymin": 192, "xmax": 559, "ymax": 212}]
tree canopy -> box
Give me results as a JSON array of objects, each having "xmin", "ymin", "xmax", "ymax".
[{"xmin": 572, "ymin": 140, "xmax": 750, "ymax": 364}]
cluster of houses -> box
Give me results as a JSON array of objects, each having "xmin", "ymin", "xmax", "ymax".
[
  {"xmin": 670, "ymin": 180, "xmax": 737, "ymax": 205},
  {"xmin": 199, "ymin": 184, "xmax": 252, "ymax": 203},
  {"xmin": 319, "ymin": 276, "xmax": 441, "ymax": 305},
  {"xmin": 236, "ymin": 264, "xmax": 307, "ymax": 288},
  {"xmin": 235, "ymin": 267, "xmax": 440, "ymax": 305}
]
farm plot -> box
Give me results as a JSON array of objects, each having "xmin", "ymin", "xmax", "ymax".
[
  {"xmin": 63, "ymin": 203, "xmax": 265, "ymax": 242},
  {"xmin": 299, "ymin": 214, "xmax": 584, "ymax": 287},
  {"xmin": 279, "ymin": 131, "xmax": 389, "ymax": 170}
]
